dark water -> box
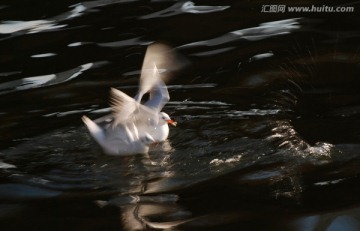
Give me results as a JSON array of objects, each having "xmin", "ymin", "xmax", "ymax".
[{"xmin": 1, "ymin": 1, "xmax": 360, "ymax": 230}]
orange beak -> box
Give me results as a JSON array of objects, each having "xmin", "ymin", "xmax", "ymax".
[{"xmin": 166, "ymin": 119, "xmax": 177, "ymax": 126}]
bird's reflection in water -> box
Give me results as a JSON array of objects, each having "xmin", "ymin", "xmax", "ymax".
[
  {"xmin": 95, "ymin": 140, "xmax": 196, "ymax": 231},
  {"xmin": 120, "ymin": 195, "xmax": 191, "ymax": 231}
]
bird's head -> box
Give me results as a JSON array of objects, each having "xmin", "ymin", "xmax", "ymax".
[{"xmin": 160, "ymin": 112, "xmax": 177, "ymax": 126}]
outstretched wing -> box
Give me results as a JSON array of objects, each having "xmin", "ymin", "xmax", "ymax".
[
  {"xmin": 136, "ymin": 43, "xmax": 170, "ymax": 100},
  {"xmin": 144, "ymin": 67, "xmax": 170, "ymax": 112},
  {"xmin": 135, "ymin": 43, "xmax": 186, "ymax": 102},
  {"xmin": 110, "ymin": 88, "xmax": 137, "ymax": 126},
  {"xmin": 110, "ymin": 88, "xmax": 158, "ymax": 127}
]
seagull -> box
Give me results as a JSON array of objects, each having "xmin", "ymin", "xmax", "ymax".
[
  {"xmin": 82, "ymin": 115, "xmax": 155, "ymax": 155},
  {"xmin": 82, "ymin": 43, "xmax": 178, "ymax": 156}
]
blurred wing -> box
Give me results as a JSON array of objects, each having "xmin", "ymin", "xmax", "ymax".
[
  {"xmin": 110, "ymin": 87, "xmax": 158, "ymax": 127},
  {"xmin": 110, "ymin": 88, "xmax": 138, "ymax": 126},
  {"xmin": 144, "ymin": 75, "xmax": 170, "ymax": 112},
  {"xmin": 136, "ymin": 43, "xmax": 185, "ymax": 102}
]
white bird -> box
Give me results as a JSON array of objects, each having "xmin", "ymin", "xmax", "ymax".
[
  {"xmin": 82, "ymin": 43, "xmax": 178, "ymax": 156},
  {"xmin": 82, "ymin": 115, "xmax": 155, "ymax": 155}
]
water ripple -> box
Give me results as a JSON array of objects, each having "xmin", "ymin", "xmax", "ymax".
[
  {"xmin": 31, "ymin": 53, "xmax": 57, "ymax": 58},
  {"xmin": 98, "ymin": 37, "xmax": 151, "ymax": 48},
  {"xmin": 141, "ymin": 1, "xmax": 230, "ymax": 19},
  {"xmin": 0, "ymin": 20, "xmax": 66, "ymax": 34},
  {"xmin": 180, "ymin": 18, "xmax": 301, "ymax": 48},
  {"xmin": 0, "ymin": 61, "xmax": 107, "ymax": 95},
  {"xmin": 0, "ymin": 184, "xmax": 61, "ymax": 201}
]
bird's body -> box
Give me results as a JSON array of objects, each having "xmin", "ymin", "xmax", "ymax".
[
  {"xmin": 82, "ymin": 43, "xmax": 177, "ymax": 156},
  {"xmin": 82, "ymin": 116, "xmax": 153, "ymax": 155}
]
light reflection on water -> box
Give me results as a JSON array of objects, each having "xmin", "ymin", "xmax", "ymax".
[{"xmin": 0, "ymin": 20, "xmax": 65, "ymax": 34}]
